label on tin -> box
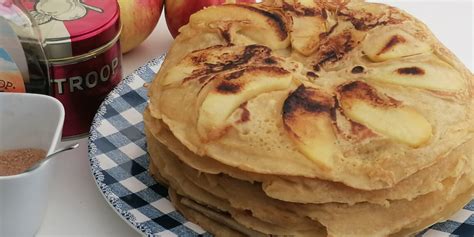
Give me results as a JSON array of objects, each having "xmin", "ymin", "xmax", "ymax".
[
  {"xmin": 50, "ymin": 41, "xmax": 122, "ymax": 137},
  {"xmin": 0, "ymin": 17, "xmax": 28, "ymax": 92},
  {"xmin": 0, "ymin": 48, "xmax": 25, "ymax": 92}
]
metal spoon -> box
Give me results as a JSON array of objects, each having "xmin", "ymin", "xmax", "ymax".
[{"xmin": 24, "ymin": 143, "xmax": 79, "ymax": 173}]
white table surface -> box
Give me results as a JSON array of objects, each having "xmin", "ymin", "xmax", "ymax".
[{"xmin": 36, "ymin": 1, "xmax": 472, "ymax": 236}]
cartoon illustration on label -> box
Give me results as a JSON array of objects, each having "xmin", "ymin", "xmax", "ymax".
[
  {"xmin": 0, "ymin": 48, "xmax": 25, "ymax": 92},
  {"xmin": 30, "ymin": 0, "xmax": 103, "ymax": 25}
]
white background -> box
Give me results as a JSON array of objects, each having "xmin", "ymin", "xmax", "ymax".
[{"xmin": 37, "ymin": 1, "xmax": 472, "ymax": 236}]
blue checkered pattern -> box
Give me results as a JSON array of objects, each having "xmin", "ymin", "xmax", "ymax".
[
  {"xmin": 88, "ymin": 55, "xmax": 473, "ymax": 237},
  {"xmin": 89, "ymin": 55, "xmax": 210, "ymax": 237}
]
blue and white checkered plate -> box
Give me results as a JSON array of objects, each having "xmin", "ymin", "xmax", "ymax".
[{"xmin": 88, "ymin": 55, "xmax": 474, "ymax": 237}]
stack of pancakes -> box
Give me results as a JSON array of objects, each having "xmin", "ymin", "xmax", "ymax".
[{"xmin": 144, "ymin": 0, "xmax": 474, "ymax": 236}]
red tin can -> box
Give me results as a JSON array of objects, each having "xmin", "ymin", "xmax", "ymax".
[{"xmin": 21, "ymin": 0, "xmax": 122, "ymax": 138}]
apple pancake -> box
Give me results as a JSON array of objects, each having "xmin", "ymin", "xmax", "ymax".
[
  {"xmin": 149, "ymin": 132, "xmax": 327, "ymax": 236},
  {"xmin": 168, "ymin": 189, "xmax": 249, "ymax": 237},
  {"xmin": 169, "ymin": 187, "xmax": 474, "ymax": 237},
  {"xmin": 145, "ymin": 107, "xmax": 471, "ymax": 206},
  {"xmin": 147, "ymin": 127, "xmax": 322, "ymax": 231},
  {"xmin": 147, "ymin": 126, "xmax": 473, "ymax": 236},
  {"xmin": 145, "ymin": 0, "xmax": 473, "ymax": 235},
  {"xmin": 148, "ymin": 3, "xmax": 473, "ymax": 188}
]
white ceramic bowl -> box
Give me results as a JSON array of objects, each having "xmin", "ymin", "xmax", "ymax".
[{"xmin": 0, "ymin": 93, "xmax": 64, "ymax": 237}]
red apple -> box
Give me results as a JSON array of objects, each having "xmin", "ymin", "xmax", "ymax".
[
  {"xmin": 165, "ymin": 0, "xmax": 256, "ymax": 38},
  {"xmin": 118, "ymin": 0, "xmax": 164, "ymax": 53}
]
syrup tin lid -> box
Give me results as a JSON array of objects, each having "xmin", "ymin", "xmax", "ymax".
[{"xmin": 20, "ymin": 0, "xmax": 120, "ymax": 61}]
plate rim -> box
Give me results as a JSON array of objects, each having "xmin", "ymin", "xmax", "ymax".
[{"xmin": 88, "ymin": 55, "xmax": 166, "ymax": 237}]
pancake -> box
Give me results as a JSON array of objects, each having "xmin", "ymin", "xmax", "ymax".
[
  {"xmin": 145, "ymin": 108, "xmax": 471, "ymax": 206},
  {"xmin": 147, "ymin": 128, "xmax": 324, "ymax": 232},
  {"xmin": 149, "ymin": 131, "xmax": 327, "ymax": 236},
  {"xmin": 302, "ymin": 176, "xmax": 473, "ymax": 237},
  {"xmin": 149, "ymin": 0, "xmax": 473, "ymax": 190},
  {"xmin": 169, "ymin": 185, "xmax": 474, "ymax": 237},
  {"xmin": 145, "ymin": 0, "xmax": 474, "ymax": 235},
  {"xmin": 147, "ymin": 126, "xmax": 473, "ymax": 236},
  {"xmin": 155, "ymin": 157, "xmax": 473, "ymax": 237},
  {"xmin": 168, "ymin": 189, "xmax": 247, "ymax": 237}
]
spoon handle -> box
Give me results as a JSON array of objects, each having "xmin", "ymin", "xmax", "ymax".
[
  {"xmin": 24, "ymin": 143, "xmax": 79, "ymax": 173},
  {"xmin": 49, "ymin": 143, "xmax": 80, "ymax": 157}
]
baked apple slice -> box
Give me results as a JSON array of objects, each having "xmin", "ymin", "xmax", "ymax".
[
  {"xmin": 198, "ymin": 67, "xmax": 292, "ymax": 140},
  {"xmin": 337, "ymin": 81, "xmax": 432, "ymax": 147},
  {"xmin": 363, "ymin": 28, "xmax": 431, "ymax": 62},
  {"xmin": 291, "ymin": 15, "xmax": 327, "ymax": 56},
  {"xmin": 367, "ymin": 58, "xmax": 465, "ymax": 92},
  {"xmin": 190, "ymin": 4, "xmax": 290, "ymax": 49},
  {"xmin": 283, "ymin": 85, "xmax": 339, "ymax": 169}
]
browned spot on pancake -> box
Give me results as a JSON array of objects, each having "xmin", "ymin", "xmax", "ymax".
[
  {"xmin": 350, "ymin": 121, "xmax": 377, "ymax": 140},
  {"xmin": 225, "ymin": 70, "xmax": 245, "ymax": 80},
  {"xmin": 216, "ymin": 66, "xmax": 289, "ymax": 93},
  {"xmin": 319, "ymin": 22, "xmax": 338, "ymax": 39},
  {"xmin": 303, "ymin": 8, "xmax": 316, "ymax": 16},
  {"xmin": 351, "ymin": 66, "xmax": 364, "ymax": 74},
  {"xmin": 191, "ymin": 54, "xmax": 208, "ymax": 64},
  {"xmin": 184, "ymin": 45, "xmax": 287, "ymax": 84},
  {"xmin": 264, "ymin": 57, "xmax": 277, "ymax": 64},
  {"xmin": 313, "ymin": 31, "xmax": 358, "ymax": 69},
  {"xmin": 198, "ymin": 75, "xmax": 212, "ymax": 84},
  {"xmin": 338, "ymin": 81, "xmax": 401, "ymax": 107},
  {"xmin": 283, "ymin": 86, "xmax": 335, "ymax": 138},
  {"xmin": 283, "ymin": 85, "xmax": 334, "ymax": 120},
  {"xmin": 236, "ymin": 5, "xmax": 288, "ymax": 40},
  {"xmin": 228, "ymin": 66, "xmax": 289, "ymax": 77},
  {"xmin": 282, "ymin": 2, "xmax": 325, "ymax": 17},
  {"xmin": 282, "ymin": 2, "xmax": 296, "ymax": 12},
  {"xmin": 216, "ymin": 81, "xmax": 241, "ymax": 94},
  {"xmin": 243, "ymin": 209, "xmax": 253, "ymax": 216},
  {"xmin": 251, "ymin": 66, "xmax": 289, "ymax": 75},
  {"xmin": 236, "ymin": 102, "xmax": 250, "ymax": 123},
  {"xmin": 221, "ymin": 66, "xmax": 288, "ymax": 82},
  {"xmin": 183, "ymin": 74, "xmax": 211, "ymax": 84},
  {"xmin": 221, "ymin": 30, "xmax": 232, "ymax": 43},
  {"xmin": 219, "ymin": 52, "xmax": 231, "ymax": 59},
  {"xmin": 377, "ymin": 35, "xmax": 406, "ymax": 55},
  {"xmin": 313, "ymin": 64, "xmax": 321, "ymax": 72},
  {"xmin": 204, "ymin": 45, "xmax": 272, "ymax": 73},
  {"xmin": 321, "ymin": 8, "xmax": 328, "ymax": 19},
  {"xmin": 330, "ymin": 95, "xmax": 338, "ymax": 122},
  {"xmin": 352, "ymin": 18, "xmax": 386, "ymax": 31},
  {"xmin": 319, "ymin": 51, "xmax": 337, "ymax": 66},
  {"xmin": 397, "ymin": 67, "xmax": 425, "ymax": 75},
  {"xmin": 338, "ymin": 10, "xmax": 403, "ymax": 31},
  {"xmin": 306, "ymin": 71, "xmax": 318, "ymax": 78}
]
